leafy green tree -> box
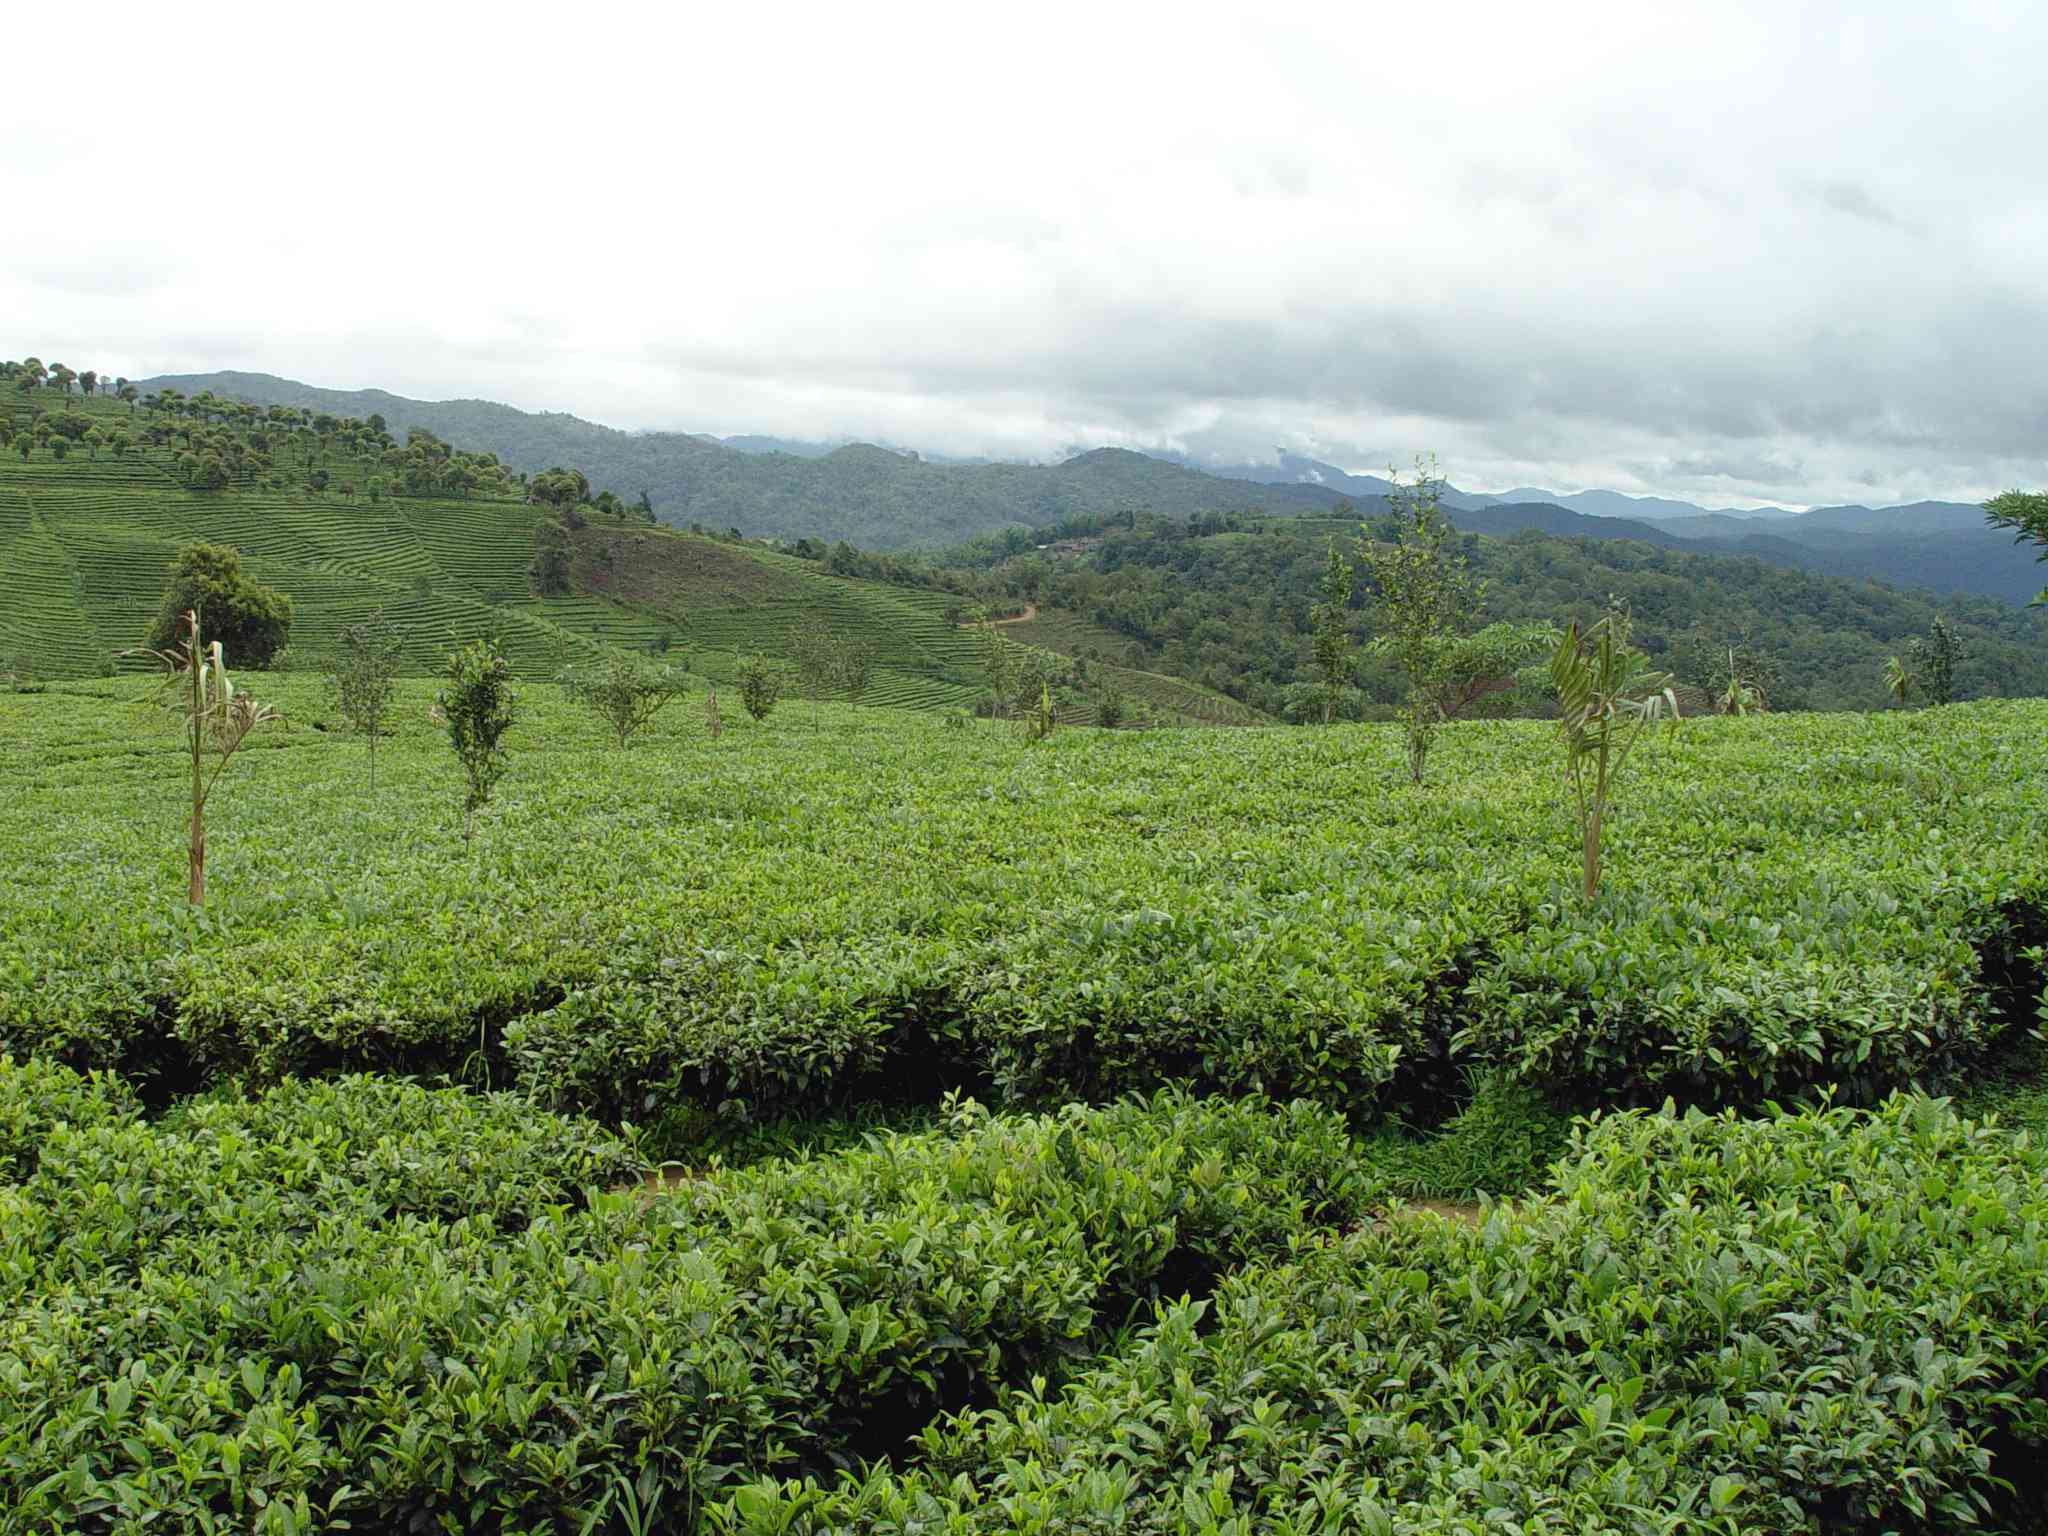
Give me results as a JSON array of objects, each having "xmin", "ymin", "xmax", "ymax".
[
  {"xmin": 440, "ymin": 638, "xmax": 517, "ymax": 840},
  {"xmin": 1985, "ymin": 490, "xmax": 2048, "ymax": 605},
  {"xmin": 1908, "ymin": 618, "xmax": 1962, "ymax": 706},
  {"xmin": 49, "ymin": 438, "xmax": 68, "ymax": 462},
  {"xmin": 737, "ymin": 654, "xmax": 784, "ymax": 721},
  {"xmin": 530, "ymin": 520, "xmax": 574, "ymax": 596},
  {"xmin": 787, "ymin": 614, "xmax": 842, "ymax": 718},
  {"xmin": 1361, "ymin": 463, "xmax": 1548, "ymax": 780},
  {"xmin": 78, "ymin": 370, "xmax": 97, "ymax": 397},
  {"xmin": 1308, "ymin": 541, "xmax": 1354, "ymax": 724},
  {"xmin": 331, "ymin": 610, "xmax": 406, "ymax": 791},
  {"xmin": 146, "ymin": 544, "xmax": 294, "ymax": 669},
  {"xmin": 1095, "ymin": 687, "xmax": 1125, "ymax": 728},
  {"xmin": 557, "ymin": 655, "xmax": 691, "ymax": 748},
  {"xmin": 133, "ymin": 609, "xmax": 278, "ymax": 905},
  {"xmin": 48, "ymin": 363, "xmax": 74, "ymax": 396},
  {"xmin": 1550, "ymin": 609, "xmax": 1679, "ymax": 902}
]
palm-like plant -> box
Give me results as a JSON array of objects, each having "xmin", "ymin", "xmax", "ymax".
[
  {"xmin": 1550, "ymin": 611, "xmax": 1679, "ymax": 902},
  {"xmin": 1883, "ymin": 654, "xmax": 1916, "ymax": 707},
  {"xmin": 1717, "ymin": 648, "xmax": 1766, "ymax": 715},
  {"xmin": 134, "ymin": 610, "xmax": 277, "ymax": 904}
]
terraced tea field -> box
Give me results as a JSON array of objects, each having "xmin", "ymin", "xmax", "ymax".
[
  {"xmin": 2, "ymin": 681, "xmax": 2046, "ymax": 1531},
  {"xmin": 0, "ymin": 395, "xmax": 1256, "ymax": 725}
]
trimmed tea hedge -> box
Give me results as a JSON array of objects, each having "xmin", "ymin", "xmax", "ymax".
[
  {"xmin": 712, "ymin": 1095, "xmax": 2048, "ymax": 1535},
  {"xmin": 1, "ymin": 686, "xmax": 2043, "ymax": 1129},
  {"xmin": 0, "ymin": 1084, "xmax": 1371, "ymax": 1532}
]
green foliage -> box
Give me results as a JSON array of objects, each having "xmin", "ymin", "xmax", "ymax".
[
  {"xmin": 1307, "ymin": 539, "xmax": 1353, "ymax": 723},
  {"xmin": 144, "ymin": 542, "xmax": 294, "ymax": 669},
  {"xmin": 557, "ymin": 654, "xmax": 691, "ymax": 748},
  {"xmin": 1986, "ymin": 487, "xmax": 2048, "ymax": 605},
  {"xmin": 736, "ymin": 653, "xmax": 784, "ymax": 722},
  {"xmin": 1886, "ymin": 651, "xmax": 1917, "ymax": 706},
  {"xmin": 2, "ymin": 682, "xmax": 2043, "ymax": 1115},
  {"xmin": 0, "ymin": 1087, "xmax": 1368, "ymax": 1531},
  {"xmin": 1094, "ymin": 686, "xmax": 1125, "ymax": 729},
  {"xmin": 1362, "ymin": 461, "xmax": 1472, "ymax": 782},
  {"xmin": 329, "ymin": 609, "xmax": 404, "ymax": 790},
  {"xmin": 1910, "ymin": 615, "xmax": 1964, "ymax": 706},
  {"xmin": 438, "ymin": 637, "xmax": 517, "ymax": 840},
  {"xmin": 1549, "ymin": 608, "xmax": 1679, "ymax": 902},
  {"xmin": 133, "ymin": 608, "xmax": 279, "ymax": 905},
  {"xmin": 0, "ymin": 1054, "xmax": 138, "ymax": 1181},
  {"xmin": 714, "ymin": 1096, "xmax": 2048, "ymax": 1535}
]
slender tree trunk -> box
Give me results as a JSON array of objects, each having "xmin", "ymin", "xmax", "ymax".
[
  {"xmin": 1581, "ymin": 807, "xmax": 1601, "ymax": 904},
  {"xmin": 188, "ymin": 649, "xmax": 206, "ymax": 906}
]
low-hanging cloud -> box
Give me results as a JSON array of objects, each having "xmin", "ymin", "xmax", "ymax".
[{"xmin": 9, "ymin": 1, "xmax": 2045, "ymax": 511}]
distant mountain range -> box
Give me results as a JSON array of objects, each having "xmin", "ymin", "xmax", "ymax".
[{"xmin": 137, "ymin": 371, "xmax": 2035, "ymax": 603}]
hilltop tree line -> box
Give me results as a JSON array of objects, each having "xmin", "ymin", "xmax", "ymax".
[
  {"xmin": 918, "ymin": 495, "xmax": 2048, "ymax": 717},
  {"xmin": 0, "ymin": 358, "xmax": 650, "ymax": 519}
]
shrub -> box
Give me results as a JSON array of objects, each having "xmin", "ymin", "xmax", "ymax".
[
  {"xmin": 713, "ymin": 1096, "xmax": 2048, "ymax": 1535},
  {"xmin": 0, "ymin": 1091, "xmax": 1371, "ymax": 1531},
  {"xmin": 439, "ymin": 637, "xmax": 517, "ymax": 839}
]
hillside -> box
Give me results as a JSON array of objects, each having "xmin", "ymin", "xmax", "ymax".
[
  {"xmin": 136, "ymin": 371, "xmax": 1342, "ymax": 549},
  {"xmin": 962, "ymin": 509, "xmax": 2048, "ymax": 716},
  {"xmin": 140, "ymin": 371, "xmax": 2040, "ymax": 606},
  {"xmin": 0, "ymin": 386, "xmax": 1255, "ymax": 726}
]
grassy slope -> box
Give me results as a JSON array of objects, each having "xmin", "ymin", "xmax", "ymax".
[{"xmin": 0, "ymin": 394, "xmax": 1256, "ymax": 723}]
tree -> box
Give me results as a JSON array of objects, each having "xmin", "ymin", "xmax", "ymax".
[
  {"xmin": 833, "ymin": 633, "xmax": 877, "ymax": 706},
  {"xmin": 331, "ymin": 610, "xmax": 405, "ymax": 791},
  {"xmin": 1985, "ymin": 490, "xmax": 2048, "ymax": 605},
  {"xmin": 440, "ymin": 638, "xmax": 516, "ymax": 841},
  {"xmin": 976, "ymin": 612, "xmax": 1022, "ymax": 718},
  {"xmin": 118, "ymin": 383, "xmax": 139, "ymax": 414},
  {"xmin": 1361, "ymin": 463, "xmax": 1548, "ymax": 781},
  {"xmin": 1308, "ymin": 540, "xmax": 1354, "ymax": 724},
  {"xmin": 1908, "ymin": 618, "xmax": 1962, "ymax": 706},
  {"xmin": 78, "ymin": 370, "xmax": 97, "ymax": 398},
  {"xmin": 787, "ymin": 614, "xmax": 841, "ymax": 718},
  {"xmin": 530, "ymin": 520, "xmax": 574, "ymax": 596},
  {"xmin": 1095, "ymin": 687, "xmax": 1126, "ymax": 728},
  {"xmin": 1549, "ymin": 609, "xmax": 1679, "ymax": 902},
  {"xmin": 1884, "ymin": 654, "xmax": 1917, "ymax": 707},
  {"xmin": 737, "ymin": 654, "xmax": 784, "ymax": 721},
  {"xmin": 558, "ymin": 655, "xmax": 691, "ymax": 748},
  {"xmin": 145, "ymin": 544, "xmax": 294, "ymax": 668},
  {"xmin": 132, "ymin": 609, "xmax": 278, "ymax": 905},
  {"xmin": 1714, "ymin": 647, "xmax": 1767, "ymax": 715},
  {"xmin": 48, "ymin": 363, "xmax": 75, "ymax": 396}
]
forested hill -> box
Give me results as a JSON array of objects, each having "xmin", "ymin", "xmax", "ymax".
[
  {"xmin": 136, "ymin": 372, "xmax": 1342, "ymax": 548},
  {"xmin": 960, "ymin": 512, "xmax": 2048, "ymax": 717}
]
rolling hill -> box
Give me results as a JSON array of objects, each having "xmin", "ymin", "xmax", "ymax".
[
  {"xmin": 0, "ymin": 388, "xmax": 1259, "ymax": 725},
  {"xmin": 139, "ymin": 371, "xmax": 2037, "ymax": 606}
]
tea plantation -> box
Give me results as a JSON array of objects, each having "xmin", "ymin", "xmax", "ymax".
[{"xmin": 2, "ymin": 677, "xmax": 2045, "ymax": 1533}]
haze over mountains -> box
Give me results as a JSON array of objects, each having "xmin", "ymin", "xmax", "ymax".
[{"xmin": 139, "ymin": 371, "xmax": 2038, "ymax": 605}]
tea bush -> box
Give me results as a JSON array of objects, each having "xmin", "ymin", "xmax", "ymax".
[
  {"xmin": 1, "ymin": 684, "xmax": 2043, "ymax": 1127},
  {"xmin": 0, "ymin": 1087, "xmax": 1372, "ymax": 1532},
  {"xmin": 713, "ymin": 1096, "xmax": 2048, "ymax": 1535}
]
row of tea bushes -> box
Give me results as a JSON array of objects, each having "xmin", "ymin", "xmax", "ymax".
[
  {"xmin": 3, "ymin": 689, "xmax": 2044, "ymax": 1123},
  {"xmin": 0, "ymin": 1075, "xmax": 1374, "ymax": 1533},
  {"xmin": 711, "ymin": 1096, "xmax": 2048, "ymax": 1536}
]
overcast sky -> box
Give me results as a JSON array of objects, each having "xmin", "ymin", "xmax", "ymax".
[{"xmin": 9, "ymin": 2, "xmax": 2044, "ymax": 509}]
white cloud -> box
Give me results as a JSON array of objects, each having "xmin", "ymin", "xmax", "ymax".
[{"xmin": 9, "ymin": 0, "xmax": 2046, "ymax": 510}]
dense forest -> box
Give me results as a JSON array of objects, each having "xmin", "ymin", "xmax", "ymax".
[{"xmin": 936, "ymin": 510, "xmax": 2048, "ymax": 716}]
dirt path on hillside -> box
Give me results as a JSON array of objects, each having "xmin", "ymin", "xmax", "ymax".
[{"xmin": 989, "ymin": 604, "xmax": 1038, "ymax": 625}]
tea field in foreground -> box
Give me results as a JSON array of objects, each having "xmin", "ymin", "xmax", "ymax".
[{"xmin": 2, "ymin": 686, "xmax": 2045, "ymax": 1532}]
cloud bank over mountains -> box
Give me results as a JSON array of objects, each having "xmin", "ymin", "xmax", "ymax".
[{"xmin": 11, "ymin": 2, "xmax": 2045, "ymax": 510}]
